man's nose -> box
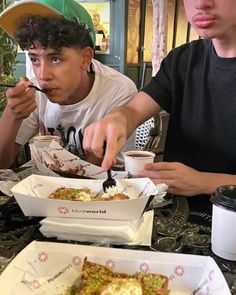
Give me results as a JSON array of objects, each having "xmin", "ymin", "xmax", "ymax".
[
  {"xmin": 195, "ymin": 0, "xmax": 213, "ymax": 10},
  {"xmin": 38, "ymin": 63, "xmax": 52, "ymax": 81}
]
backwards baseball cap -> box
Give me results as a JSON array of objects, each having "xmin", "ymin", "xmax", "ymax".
[{"xmin": 0, "ymin": 0, "xmax": 95, "ymax": 48}]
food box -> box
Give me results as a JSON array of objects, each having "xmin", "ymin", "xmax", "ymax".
[
  {"xmin": 29, "ymin": 141, "xmax": 128, "ymax": 179},
  {"xmin": 11, "ymin": 174, "xmax": 167, "ymax": 220},
  {"xmin": 0, "ymin": 241, "xmax": 231, "ymax": 295}
]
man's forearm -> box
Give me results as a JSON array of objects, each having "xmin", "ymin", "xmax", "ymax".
[
  {"xmin": 109, "ymin": 106, "xmax": 141, "ymax": 139},
  {"xmin": 109, "ymin": 93, "xmax": 160, "ymax": 139}
]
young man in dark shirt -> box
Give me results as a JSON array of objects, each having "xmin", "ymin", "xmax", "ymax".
[{"xmin": 83, "ymin": 0, "xmax": 236, "ymax": 214}]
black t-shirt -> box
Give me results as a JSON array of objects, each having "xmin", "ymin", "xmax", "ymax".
[{"xmin": 142, "ymin": 39, "xmax": 236, "ymax": 214}]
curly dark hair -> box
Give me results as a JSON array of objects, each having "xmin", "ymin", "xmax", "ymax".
[{"xmin": 15, "ymin": 15, "xmax": 93, "ymax": 50}]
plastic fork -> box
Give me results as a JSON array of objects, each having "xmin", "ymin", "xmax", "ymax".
[
  {"xmin": 101, "ymin": 141, "xmax": 116, "ymax": 192},
  {"xmin": 102, "ymin": 169, "xmax": 116, "ymax": 192},
  {"xmin": 0, "ymin": 83, "xmax": 48, "ymax": 93}
]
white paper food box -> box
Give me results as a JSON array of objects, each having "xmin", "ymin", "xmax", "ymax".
[
  {"xmin": 29, "ymin": 141, "xmax": 128, "ymax": 179},
  {"xmin": 0, "ymin": 241, "xmax": 231, "ymax": 295},
  {"xmin": 11, "ymin": 174, "xmax": 167, "ymax": 220}
]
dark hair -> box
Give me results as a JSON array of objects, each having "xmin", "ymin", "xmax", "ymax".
[{"xmin": 15, "ymin": 15, "xmax": 94, "ymax": 50}]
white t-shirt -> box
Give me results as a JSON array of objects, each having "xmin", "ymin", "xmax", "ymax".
[{"xmin": 16, "ymin": 59, "xmax": 137, "ymax": 163}]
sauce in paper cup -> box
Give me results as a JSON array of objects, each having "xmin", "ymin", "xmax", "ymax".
[{"xmin": 123, "ymin": 150, "xmax": 155, "ymax": 177}]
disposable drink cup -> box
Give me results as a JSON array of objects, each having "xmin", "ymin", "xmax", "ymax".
[
  {"xmin": 33, "ymin": 135, "xmax": 61, "ymax": 148},
  {"xmin": 211, "ymin": 185, "xmax": 236, "ymax": 260},
  {"xmin": 123, "ymin": 150, "xmax": 155, "ymax": 177}
]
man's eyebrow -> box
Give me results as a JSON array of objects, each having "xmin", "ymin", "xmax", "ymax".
[
  {"xmin": 28, "ymin": 51, "xmax": 63, "ymax": 57},
  {"xmin": 47, "ymin": 52, "xmax": 63, "ymax": 57},
  {"xmin": 28, "ymin": 53, "xmax": 37, "ymax": 57}
]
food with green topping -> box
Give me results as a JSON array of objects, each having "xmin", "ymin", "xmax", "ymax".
[
  {"xmin": 48, "ymin": 187, "xmax": 129, "ymax": 201},
  {"xmin": 66, "ymin": 258, "xmax": 170, "ymax": 294}
]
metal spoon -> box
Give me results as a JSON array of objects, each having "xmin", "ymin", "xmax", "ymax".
[{"xmin": 0, "ymin": 83, "xmax": 48, "ymax": 93}]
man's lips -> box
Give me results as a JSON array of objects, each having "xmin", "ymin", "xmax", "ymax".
[
  {"xmin": 40, "ymin": 88, "xmax": 57, "ymax": 95},
  {"xmin": 192, "ymin": 14, "xmax": 216, "ymax": 28}
]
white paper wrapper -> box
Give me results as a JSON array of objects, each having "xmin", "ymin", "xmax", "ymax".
[
  {"xmin": 30, "ymin": 141, "xmax": 128, "ymax": 179},
  {"xmin": 0, "ymin": 241, "xmax": 231, "ymax": 295},
  {"xmin": 39, "ymin": 210, "xmax": 154, "ymax": 246},
  {"xmin": 0, "ymin": 169, "xmax": 20, "ymax": 181},
  {"xmin": 0, "ymin": 180, "xmax": 18, "ymax": 196},
  {"xmin": 0, "ymin": 170, "xmax": 20, "ymax": 196},
  {"xmin": 11, "ymin": 175, "xmax": 167, "ymax": 220}
]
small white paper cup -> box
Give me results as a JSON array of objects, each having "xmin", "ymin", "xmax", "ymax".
[
  {"xmin": 211, "ymin": 185, "xmax": 236, "ymax": 260},
  {"xmin": 123, "ymin": 150, "xmax": 155, "ymax": 176},
  {"xmin": 33, "ymin": 135, "xmax": 61, "ymax": 148}
]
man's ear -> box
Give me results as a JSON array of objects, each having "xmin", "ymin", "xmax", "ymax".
[{"xmin": 81, "ymin": 47, "xmax": 94, "ymax": 70}]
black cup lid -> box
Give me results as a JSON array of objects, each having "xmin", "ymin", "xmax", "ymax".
[{"xmin": 211, "ymin": 185, "xmax": 236, "ymax": 211}]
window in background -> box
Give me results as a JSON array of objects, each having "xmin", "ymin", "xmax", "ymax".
[
  {"xmin": 78, "ymin": 1, "xmax": 110, "ymax": 54},
  {"xmin": 127, "ymin": 0, "xmax": 140, "ymax": 64},
  {"xmin": 143, "ymin": 0, "xmax": 153, "ymax": 62},
  {"xmin": 167, "ymin": 0, "xmax": 199, "ymax": 52}
]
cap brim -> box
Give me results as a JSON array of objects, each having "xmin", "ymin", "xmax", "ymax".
[{"xmin": 0, "ymin": 1, "xmax": 61, "ymax": 39}]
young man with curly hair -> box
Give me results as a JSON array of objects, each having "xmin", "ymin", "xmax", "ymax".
[{"xmin": 0, "ymin": 0, "xmax": 137, "ymax": 168}]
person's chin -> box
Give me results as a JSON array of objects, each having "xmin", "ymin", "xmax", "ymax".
[
  {"xmin": 194, "ymin": 27, "xmax": 220, "ymax": 40},
  {"xmin": 47, "ymin": 96, "xmax": 64, "ymax": 104},
  {"xmin": 47, "ymin": 91, "xmax": 64, "ymax": 103}
]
